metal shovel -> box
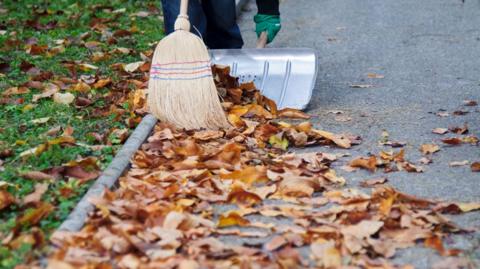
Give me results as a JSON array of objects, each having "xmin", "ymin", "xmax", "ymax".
[{"xmin": 210, "ymin": 32, "xmax": 317, "ymax": 110}]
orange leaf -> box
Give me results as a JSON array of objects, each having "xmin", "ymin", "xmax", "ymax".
[
  {"xmin": 217, "ymin": 212, "xmax": 250, "ymax": 228},
  {"xmin": 0, "ymin": 190, "xmax": 15, "ymax": 210},
  {"xmin": 472, "ymin": 162, "xmax": 480, "ymax": 172},
  {"xmin": 18, "ymin": 202, "xmax": 53, "ymax": 226},
  {"xmin": 277, "ymin": 108, "xmax": 310, "ymax": 119},
  {"xmin": 227, "ymin": 185, "xmax": 262, "ymax": 206},
  {"xmin": 350, "ymin": 156, "xmax": 377, "ymax": 172},
  {"xmin": 220, "ymin": 166, "xmax": 268, "ymax": 185}
]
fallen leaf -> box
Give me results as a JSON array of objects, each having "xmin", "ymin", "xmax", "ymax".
[
  {"xmin": 220, "ymin": 166, "xmax": 268, "ymax": 185},
  {"xmin": 31, "ymin": 117, "xmax": 50, "ymax": 124},
  {"xmin": 311, "ymin": 240, "xmax": 342, "ymax": 268},
  {"xmin": 420, "ymin": 144, "xmax": 440, "ymax": 155},
  {"xmin": 93, "ymin": 78, "xmax": 112, "ymax": 89},
  {"xmin": 53, "ymin": 92, "xmax": 75, "ymax": 105},
  {"xmin": 217, "ymin": 212, "xmax": 250, "ymax": 228},
  {"xmin": 0, "ymin": 190, "xmax": 14, "ymax": 210},
  {"xmin": 432, "ymin": 128, "xmax": 448, "ymax": 135},
  {"xmin": 2, "ymin": 86, "xmax": 30, "ymax": 96},
  {"xmin": 227, "ymin": 185, "xmax": 262, "ymax": 206},
  {"xmin": 23, "ymin": 183, "xmax": 49, "ymax": 204},
  {"xmin": 78, "ymin": 63, "xmax": 98, "ymax": 71},
  {"xmin": 312, "ymin": 129, "xmax": 351, "ymax": 148},
  {"xmin": 449, "ymin": 160, "xmax": 469, "ymax": 167},
  {"xmin": 341, "ymin": 220, "xmax": 384, "ymax": 238},
  {"xmin": 436, "ymin": 111, "xmax": 449, "ymax": 117},
  {"xmin": 32, "ymin": 83, "xmax": 59, "ymax": 102},
  {"xmin": 350, "ymin": 156, "xmax": 377, "ymax": 172},
  {"xmin": 21, "ymin": 171, "xmax": 54, "ymax": 181},
  {"xmin": 442, "ymin": 138, "xmax": 463, "ymax": 145},
  {"xmin": 463, "ymin": 100, "xmax": 477, "ymax": 106},
  {"xmin": 359, "ymin": 177, "xmax": 387, "ymax": 187},
  {"xmin": 471, "ymin": 162, "xmax": 480, "ymax": 172},
  {"xmin": 350, "ymin": 84, "xmax": 373, "ymax": 88},
  {"xmin": 277, "ymin": 108, "xmax": 310, "ymax": 119},
  {"xmin": 124, "ymin": 61, "xmax": 145, "ymax": 73},
  {"xmin": 448, "ymin": 124, "xmax": 468, "ymax": 135},
  {"xmin": 367, "ymin": 73, "xmax": 384, "ymax": 79},
  {"xmin": 264, "ymin": 235, "xmax": 287, "ymax": 251},
  {"xmin": 18, "ymin": 202, "xmax": 53, "ymax": 226},
  {"xmin": 269, "ymin": 134, "xmax": 289, "ymax": 150}
]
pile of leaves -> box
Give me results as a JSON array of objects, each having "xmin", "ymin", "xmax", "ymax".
[
  {"xmin": 0, "ymin": 1, "xmax": 162, "ymax": 267},
  {"xmin": 44, "ymin": 66, "xmax": 478, "ymax": 269}
]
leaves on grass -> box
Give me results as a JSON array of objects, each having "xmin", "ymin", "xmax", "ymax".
[{"xmin": 0, "ymin": 190, "xmax": 15, "ymax": 211}]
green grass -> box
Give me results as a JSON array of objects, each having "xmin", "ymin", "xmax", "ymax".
[{"xmin": 0, "ymin": 1, "xmax": 164, "ymax": 267}]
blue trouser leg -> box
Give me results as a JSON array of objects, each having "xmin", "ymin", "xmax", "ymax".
[{"xmin": 160, "ymin": 0, "xmax": 243, "ymax": 49}]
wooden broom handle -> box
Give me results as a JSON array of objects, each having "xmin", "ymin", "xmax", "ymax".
[
  {"xmin": 179, "ymin": 0, "xmax": 189, "ymax": 17},
  {"xmin": 256, "ymin": 31, "xmax": 268, "ymax": 48}
]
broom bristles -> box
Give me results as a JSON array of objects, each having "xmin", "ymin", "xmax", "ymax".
[{"xmin": 147, "ymin": 16, "xmax": 230, "ymax": 130}]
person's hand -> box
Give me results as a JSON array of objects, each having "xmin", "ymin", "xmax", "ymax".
[{"xmin": 254, "ymin": 14, "xmax": 281, "ymax": 43}]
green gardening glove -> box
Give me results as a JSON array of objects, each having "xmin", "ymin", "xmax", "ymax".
[{"xmin": 254, "ymin": 14, "xmax": 281, "ymax": 43}]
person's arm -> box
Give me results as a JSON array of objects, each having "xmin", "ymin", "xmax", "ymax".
[{"xmin": 256, "ymin": 0, "xmax": 280, "ymax": 15}]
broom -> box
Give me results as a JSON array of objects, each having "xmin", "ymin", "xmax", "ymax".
[{"xmin": 147, "ymin": 0, "xmax": 230, "ymax": 130}]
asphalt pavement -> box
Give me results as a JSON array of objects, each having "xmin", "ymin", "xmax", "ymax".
[{"xmin": 234, "ymin": 0, "xmax": 480, "ymax": 267}]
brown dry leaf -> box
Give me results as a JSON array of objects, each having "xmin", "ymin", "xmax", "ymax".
[
  {"xmin": 436, "ymin": 202, "xmax": 480, "ymax": 214},
  {"xmin": 432, "ymin": 128, "xmax": 448, "ymax": 135},
  {"xmin": 311, "ymin": 240, "xmax": 342, "ymax": 268},
  {"xmin": 350, "ymin": 155, "xmax": 377, "ymax": 172},
  {"xmin": 341, "ymin": 220, "xmax": 384, "ymax": 238},
  {"xmin": 463, "ymin": 100, "xmax": 477, "ymax": 106},
  {"xmin": 277, "ymin": 108, "xmax": 310, "ymax": 119},
  {"xmin": 93, "ymin": 78, "xmax": 112, "ymax": 89},
  {"xmin": 227, "ymin": 185, "xmax": 262, "ymax": 206},
  {"xmin": 424, "ymin": 235, "xmax": 445, "ymax": 255},
  {"xmin": 20, "ymin": 171, "xmax": 54, "ymax": 181},
  {"xmin": 312, "ymin": 129, "xmax": 351, "ymax": 148},
  {"xmin": 23, "ymin": 183, "xmax": 49, "ymax": 205},
  {"xmin": 420, "ymin": 144, "xmax": 440, "ymax": 155},
  {"xmin": 2, "ymin": 86, "xmax": 30, "ymax": 96},
  {"xmin": 72, "ymin": 81, "xmax": 91, "ymax": 92},
  {"xmin": 264, "ymin": 235, "xmax": 287, "ymax": 251},
  {"xmin": 471, "ymin": 162, "xmax": 480, "ymax": 172},
  {"xmin": 276, "ymin": 176, "xmax": 318, "ymax": 198},
  {"xmin": 217, "ymin": 212, "xmax": 250, "ymax": 228},
  {"xmin": 359, "ymin": 177, "xmax": 387, "ymax": 187},
  {"xmin": 193, "ymin": 130, "xmax": 224, "ymax": 141},
  {"xmin": 442, "ymin": 137, "xmax": 463, "ymax": 145},
  {"xmin": 32, "ymin": 83, "xmax": 59, "ymax": 102},
  {"xmin": 0, "ymin": 190, "xmax": 15, "ymax": 210},
  {"xmin": 220, "ymin": 166, "xmax": 268, "ymax": 185},
  {"xmin": 18, "ymin": 202, "xmax": 53, "ymax": 226},
  {"xmin": 449, "ymin": 124, "xmax": 468, "ymax": 135}
]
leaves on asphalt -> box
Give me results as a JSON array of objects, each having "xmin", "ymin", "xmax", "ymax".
[{"xmin": 45, "ymin": 67, "xmax": 479, "ymax": 269}]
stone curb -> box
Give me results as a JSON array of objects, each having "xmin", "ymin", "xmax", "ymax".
[{"xmin": 57, "ymin": 114, "xmax": 157, "ymax": 232}]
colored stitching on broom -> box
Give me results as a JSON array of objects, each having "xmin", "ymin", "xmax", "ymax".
[
  {"xmin": 150, "ymin": 68, "xmax": 212, "ymax": 76},
  {"xmin": 150, "ymin": 74, "xmax": 212, "ymax": 80},
  {"xmin": 151, "ymin": 64, "xmax": 211, "ymax": 71},
  {"xmin": 152, "ymin": 60, "xmax": 210, "ymax": 66}
]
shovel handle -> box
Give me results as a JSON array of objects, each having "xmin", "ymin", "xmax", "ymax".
[
  {"xmin": 256, "ymin": 31, "xmax": 268, "ymax": 48},
  {"xmin": 179, "ymin": 0, "xmax": 189, "ymax": 17}
]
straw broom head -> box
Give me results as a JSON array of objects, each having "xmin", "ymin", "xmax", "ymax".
[{"xmin": 147, "ymin": 0, "xmax": 229, "ymax": 130}]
